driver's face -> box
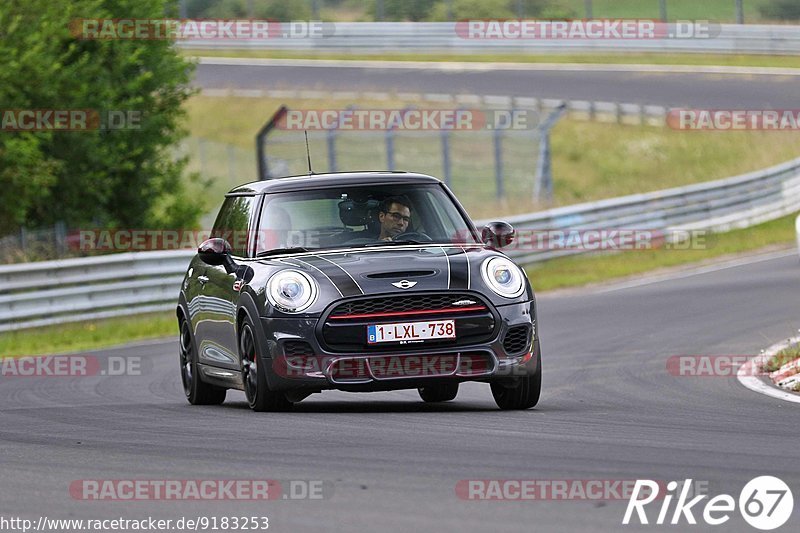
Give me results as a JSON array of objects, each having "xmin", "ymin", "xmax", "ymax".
[{"xmin": 379, "ymin": 203, "xmax": 410, "ymax": 238}]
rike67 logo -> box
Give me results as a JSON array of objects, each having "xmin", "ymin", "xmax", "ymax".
[{"xmin": 623, "ymin": 476, "xmax": 793, "ymax": 530}]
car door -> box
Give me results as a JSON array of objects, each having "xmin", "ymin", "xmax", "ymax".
[{"xmin": 196, "ymin": 194, "xmax": 258, "ymax": 370}]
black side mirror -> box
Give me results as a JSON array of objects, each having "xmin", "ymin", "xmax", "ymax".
[
  {"xmin": 198, "ymin": 238, "xmax": 236, "ymax": 272},
  {"xmin": 482, "ymin": 221, "xmax": 515, "ymax": 249}
]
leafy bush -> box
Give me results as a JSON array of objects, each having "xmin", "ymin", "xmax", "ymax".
[{"xmin": 0, "ymin": 0, "xmax": 202, "ymax": 234}]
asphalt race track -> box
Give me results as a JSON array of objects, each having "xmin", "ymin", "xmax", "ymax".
[
  {"xmin": 194, "ymin": 61, "xmax": 800, "ymax": 108},
  {"xmin": 2, "ymin": 251, "xmax": 799, "ymax": 532}
]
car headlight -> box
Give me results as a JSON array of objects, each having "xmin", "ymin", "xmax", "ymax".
[
  {"xmin": 481, "ymin": 257, "xmax": 525, "ymax": 298},
  {"xmin": 266, "ymin": 270, "xmax": 318, "ymax": 312}
]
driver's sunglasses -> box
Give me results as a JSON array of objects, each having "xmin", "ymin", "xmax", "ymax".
[{"xmin": 385, "ymin": 211, "xmax": 411, "ymax": 223}]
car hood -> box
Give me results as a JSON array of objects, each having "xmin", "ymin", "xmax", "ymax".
[{"xmin": 253, "ymin": 244, "xmax": 532, "ymax": 313}]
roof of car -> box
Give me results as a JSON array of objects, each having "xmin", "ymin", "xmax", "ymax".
[{"xmin": 227, "ymin": 171, "xmax": 442, "ymax": 195}]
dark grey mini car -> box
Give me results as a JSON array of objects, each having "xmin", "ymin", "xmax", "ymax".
[{"xmin": 177, "ymin": 171, "xmax": 541, "ymax": 411}]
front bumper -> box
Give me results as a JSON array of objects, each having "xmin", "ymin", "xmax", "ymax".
[{"xmin": 258, "ymin": 299, "xmax": 538, "ymax": 392}]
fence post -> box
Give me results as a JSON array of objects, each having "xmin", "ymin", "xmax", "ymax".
[
  {"xmin": 386, "ymin": 106, "xmax": 413, "ymax": 171},
  {"xmin": 256, "ymin": 105, "xmax": 288, "ymax": 180},
  {"xmin": 441, "ymin": 128, "xmax": 452, "ymax": 187},
  {"xmin": 327, "ymin": 128, "xmax": 338, "ymax": 173},
  {"xmin": 198, "ymin": 138, "xmax": 207, "ymax": 179},
  {"xmin": 493, "ymin": 126, "xmax": 504, "ymax": 200},
  {"xmin": 534, "ymin": 104, "xmax": 567, "ymax": 203},
  {"xmin": 736, "ymin": 0, "xmax": 744, "ymax": 24},
  {"xmin": 227, "ymin": 144, "xmax": 236, "ymax": 184},
  {"xmin": 55, "ymin": 221, "xmax": 67, "ymax": 258},
  {"xmin": 19, "ymin": 226, "xmax": 27, "ymax": 255},
  {"xmin": 327, "ymin": 105, "xmax": 353, "ymax": 173},
  {"xmin": 659, "ymin": 0, "xmax": 667, "ymax": 22},
  {"xmin": 386, "ymin": 128, "xmax": 395, "ymax": 170},
  {"xmin": 584, "ymin": 0, "xmax": 593, "ymax": 19}
]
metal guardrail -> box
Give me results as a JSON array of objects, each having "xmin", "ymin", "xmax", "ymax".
[
  {"xmin": 2, "ymin": 156, "xmax": 800, "ymax": 331},
  {"xmin": 0, "ymin": 251, "xmax": 194, "ymax": 332},
  {"xmin": 178, "ymin": 23, "xmax": 800, "ymax": 55}
]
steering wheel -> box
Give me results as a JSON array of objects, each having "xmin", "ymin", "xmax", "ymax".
[
  {"xmin": 394, "ymin": 231, "xmax": 433, "ymax": 243},
  {"xmin": 342, "ymin": 237, "xmax": 378, "ymax": 246}
]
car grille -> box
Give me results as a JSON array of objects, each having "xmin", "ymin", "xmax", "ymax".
[
  {"xmin": 327, "ymin": 351, "xmax": 495, "ymax": 383},
  {"xmin": 503, "ymin": 325, "xmax": 532, "ymax": 356},
  {"xmin": 283, "ymin": 340, "xmax": 314, "ymax": 357},
  {"xmin": 328, "ymin": 293, "xmax": 486, "ymax": 319},
  {"xmin": 321, "ymin": 292, "xmax": 496, "ymax": 352}
]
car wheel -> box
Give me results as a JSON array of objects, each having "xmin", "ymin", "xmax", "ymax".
[
  {"xmin": 179, "ymin": 315, "xmax": 226, "ymax": 405},
  {"xmin": 490, "ymin": 352, "xmax": 541, "ymax": 410},
  {"xmin": 240, "ymin": 317, "xmax": 292, "ymax": 412},
  {"xmin": 418, "ymin": 382, "xmax": 459, "ymax": 403}
]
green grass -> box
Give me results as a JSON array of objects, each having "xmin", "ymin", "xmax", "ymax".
[
  {"xmin": 526, "ymin": 213, "xmax": 798, "ymax": 291},
  {"xmin": 553, "ymin": 0, "xmax": 771, "ymax": 22},
  {"xmin": 183, "ymin": 95, "xmax": 800, "ymax": 219},
  {"xmin": 184, "ymin": 50, "xmax": 800, "ymax": 69},
  {"xmin": 763, "ymin": 342, "xmax": 800, "ymax": 372},
  {"xmin": 0, "ymin": 312, "xmax": 176, "ymax": 357}
]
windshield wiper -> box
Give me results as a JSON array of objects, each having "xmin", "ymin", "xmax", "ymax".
[{"xmin": 256, "ymin": 247, "xmax": 311, "ymax": 257}]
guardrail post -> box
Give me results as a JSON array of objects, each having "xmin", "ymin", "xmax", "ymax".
[
  {"xmin": 659, "ymin": 0, "xmax": 667, "ymax": 22},
  {"xmin": 736, "ymin": 0, "xmax": 744, "ymax": 24},
  {"xmin": 584, "ymin": 0, "xmax": 593, "ymax": 19}
]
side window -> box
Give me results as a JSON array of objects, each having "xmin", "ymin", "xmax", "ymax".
[{"xmin": 211, "ymin": 196, "xmax": 255, "ymax": 257}]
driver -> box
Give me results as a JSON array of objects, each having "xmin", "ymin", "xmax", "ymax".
[{"xmin": 377, "ymin": 195, "xmax": 412, "ymax": 241}]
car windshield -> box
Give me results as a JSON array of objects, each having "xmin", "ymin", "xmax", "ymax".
[{"xmin": 255, "ymin": 183, "xmax": 479, "ymax": 255}]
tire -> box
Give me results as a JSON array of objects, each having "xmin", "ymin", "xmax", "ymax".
[
  {"xmin": 418, "ymin": 382, "xmax": 459, "ymax": 403},
  {"xmin": 179, "ymin": 315, "xmax": 226, "ymax": 405},
  {"xmin": 490, "ymin": 352, "xmax": 541, "ymax": 410},
  {"xmin": 239, "ymin": 317, "xmax": 292, "ymax": 412}
]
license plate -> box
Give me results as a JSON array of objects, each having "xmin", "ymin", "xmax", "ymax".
[{"xmin": 367, "ymin": 319, "xmax": 456, "ymax": 344}]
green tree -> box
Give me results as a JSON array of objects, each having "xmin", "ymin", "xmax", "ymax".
[{"xmin": 0, "ymin": 0, "xmax": 202, "ymax": 235}]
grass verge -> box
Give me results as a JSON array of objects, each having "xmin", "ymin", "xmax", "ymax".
[
  {"xmin": 0, "ymin": 312, "xmax": 176, "ymax": 357},
  {"xmin": 763, "ymin": 342, "xmax": 800, "ymax": 373},
  {"xmin": 185, "ymin": 49, "xmax": 800, "ymax": 69},
  {"xmin": 526, "ymin": 213, "xmax": 798, "ymax": 291}
]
